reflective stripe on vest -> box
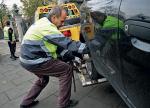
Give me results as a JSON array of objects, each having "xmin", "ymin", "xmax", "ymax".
[{"xmin": 20, "ymin": 56, "xmax": 51, "ymax": 65}]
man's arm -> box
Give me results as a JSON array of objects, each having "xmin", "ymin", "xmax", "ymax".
[{"xmin": 43, "ymin": 33, "xmax": 86, "ymax": 54}]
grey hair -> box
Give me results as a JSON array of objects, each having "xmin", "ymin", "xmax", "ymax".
[{"xmin": 47, "ymin": 6, "xmax": 65, "ymax": 19}]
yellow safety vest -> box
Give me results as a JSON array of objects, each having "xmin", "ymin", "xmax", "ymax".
[
  {"xmin": 22, "ymin": 17, "xmax": 60, "ymax": 59},
  {"xmin": 3, "ymin": 26, "xmax": 15, "ymax": 41}
]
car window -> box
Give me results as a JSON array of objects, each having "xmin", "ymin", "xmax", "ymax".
[
  {"xmin": 39, "ymin": 13, "xmax": 48, "ymax": 19},
  {"xmin": 64, "ymin": 7, "xmax": 75, "ymax": 16}
]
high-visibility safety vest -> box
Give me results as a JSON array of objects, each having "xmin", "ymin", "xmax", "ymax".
[
  {"xmin": 101, "ymin": 16, "xmax": 124, "ymax": 40},
  {"xmin": 20, "ymin": 17, "xmax": 86, "ymax": 65},
  {"xmin": 3, "ymin": 26, "xmax": 15, "ymax": 41}
]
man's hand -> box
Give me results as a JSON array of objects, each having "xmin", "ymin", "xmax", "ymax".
[
  {"xmin": 82, "ymin": 46, "xmax": 90, "ymax": 54},
  {"xmin": 11, "ymin": 41, "xmax": 16, "ymax": 44},
  {"xmin": 62, "ymin": 51, "xmax": 75, "ymax": 62}
]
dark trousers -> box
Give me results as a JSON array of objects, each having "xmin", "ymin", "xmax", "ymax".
[
  {"xmin": 8, "ymin": 41, "xmax": 16, "ymax": 57},
  {"xmin": 21, "ymin": 59, "xmax": 73, "ymax": 108}
]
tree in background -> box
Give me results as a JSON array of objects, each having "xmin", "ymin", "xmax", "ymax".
[
  {"xmin": 12, "ymin": 4, "xmax": 19, "ymax": 17},
  {"xmin": 20, "ymin": 0, "xmax": 54, "ymax": 19},
  {"xmin": 0, "ymin": 3, "xmax": 10, "ymax": 28}
]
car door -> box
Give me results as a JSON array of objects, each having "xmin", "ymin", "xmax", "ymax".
[
  {"xmin": 80, "ymin": 0, "xmax": 127, "ymax": 101},
  {"xmin": 119, "ymin": 0, "xmax": 150, "ymax": 108}
]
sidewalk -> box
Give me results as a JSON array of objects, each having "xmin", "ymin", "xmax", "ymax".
[{"xmin": 0, "ymin": 40, "xmax": 128, "ymax": 108}]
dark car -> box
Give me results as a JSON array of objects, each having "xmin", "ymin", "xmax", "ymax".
[{"xmin": 80, "ymin": 0, "xmax": 150, "ymax": 108}]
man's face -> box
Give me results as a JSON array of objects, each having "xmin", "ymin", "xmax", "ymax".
[{"xmin": 52, "ymin": 10, "xmax": 67, "ymax": 28}]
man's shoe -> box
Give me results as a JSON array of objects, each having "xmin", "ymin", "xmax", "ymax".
[
  {"xmin": 65, "ymin": 99, "xmax": 79, "ymax": 108},
  {"xmin": 14, "ymin": 55, "xmax": 19, "ymax": 58},
  {"xmin": 11, "ymin": 56, "xmax": 16, "ymax": 60},
  {"xmin": 20, "ymin": 100, "xmax": 39, "ymax": 108}
]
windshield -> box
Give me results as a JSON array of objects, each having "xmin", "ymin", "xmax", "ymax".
[{"xmin": 39, "ymin": 13, "xmax": 49, "ymax": 19}]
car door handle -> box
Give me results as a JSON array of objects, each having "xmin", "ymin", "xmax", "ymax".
[{"xmin": 131, "ymin": 38, "xmax": 150, "ymax": 52}]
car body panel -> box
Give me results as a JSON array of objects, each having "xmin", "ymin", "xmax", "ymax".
[
  {"xmin": 119, "ymin": 0, "xmax": 150, "ymax": 108},
  {"xmin": 80, "ymin": 0, "xmax": 150, "ymax": 108}
]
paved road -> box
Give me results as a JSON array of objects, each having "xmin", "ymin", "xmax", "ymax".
[{"xmin": 0, "ymin": 40, "xmax": 128, "ymax": 108}]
